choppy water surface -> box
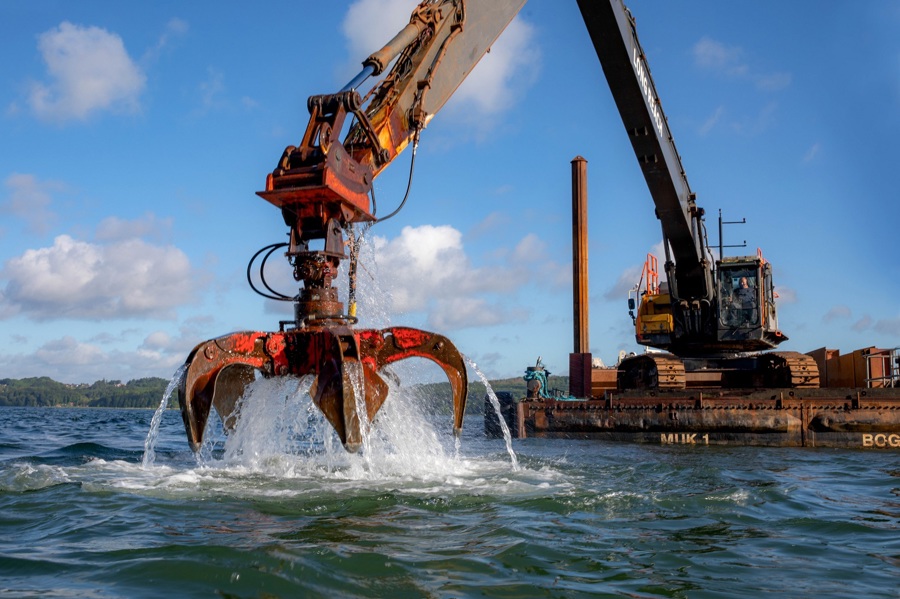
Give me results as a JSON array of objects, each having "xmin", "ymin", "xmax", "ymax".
[{"xmin": 1, "ymin": 380, "xmax": 898, "ymax": 598}]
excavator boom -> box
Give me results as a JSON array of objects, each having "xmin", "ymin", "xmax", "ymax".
[
  {"xmin": 178, "ymin": 0, "xmax": 528, "ymax": 453},
  {"xmin": 353, "ymin": 0, "xmax": 528, "ymax": 181},
  {"xmin": 577, "ymin": 1, "xmax": 813, "ymax": 387},
  {"xmin": 577, "ymin": 0, "xmax": 711, "ymax": 302},
  {"xmin": 260, "ymin": 0, "xmax": 527, "ymax": 224}
]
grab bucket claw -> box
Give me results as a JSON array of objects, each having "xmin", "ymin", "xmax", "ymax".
[{"xmin": 178, "ymin": 325, "xmax": 468, "ymax": 452}]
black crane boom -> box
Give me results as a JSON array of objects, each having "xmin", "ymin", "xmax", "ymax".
[{"xmin": 577, "ymin": 0, "xmax": 712, "ymax": 303}]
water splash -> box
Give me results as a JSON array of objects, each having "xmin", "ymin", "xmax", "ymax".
[
  {"xmin": 183, "ymin": 368, "xmax": 474, "ymax": 482},
  {"xmin": 217, "ymin": 375, "xmax": 334, "ymax": 472},
  {"xmin": 141, "ymin": 364, "xmax": 187, "ymax": 468},
  {"xmin": 347, "ymin": 361, "xmax": 373, "ymax": 461},
  {"xmin": 465, "ymin": 356, "xmax": 520, "ymax": 471},
  {"xmin": 339, "ymin": 229, "xmax": 392, "ymax": 331},
  {"xmin": 143, "ymin": 228, "xmax": 517, "ymax": 481}
]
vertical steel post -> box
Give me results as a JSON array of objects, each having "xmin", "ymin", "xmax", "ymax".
[
  {"xmin": 572, "ymin": 156, "xmax": 589, "ymax": 354},
  {"xmin": 570, "ymin": 156, "xmax": 592, "ymax": 398}
]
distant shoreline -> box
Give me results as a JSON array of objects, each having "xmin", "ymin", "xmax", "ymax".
[
  {"xmin": 1, "ymin": 374, "xmax": 563, "ymax": 411},
  {"xmin": 0, "ymin": 376, "xmax": 171, "ymax": 409}
]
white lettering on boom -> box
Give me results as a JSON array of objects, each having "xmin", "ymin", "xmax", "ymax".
[{"xmin": 633, "ymin": 47, "xmax": 664, "ymax": 138}]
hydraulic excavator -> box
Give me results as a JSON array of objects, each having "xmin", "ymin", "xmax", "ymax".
[
  {"xmin": 577, "ymin": 2, "xmax": 820, "ymax": 390},
  {"xmin": 178, "ymin": 0, "xmax": 818, "ymax": 455},
  {"xmin": 178, "ymin": 0, "xmax": 528, "ymax": 453}
]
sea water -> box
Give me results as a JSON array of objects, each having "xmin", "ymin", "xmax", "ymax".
[
  {"xmin": 4, "ymin": 230, "xmax": 897, "ymax": 597},
  {"xmin": 1, "ymin": 402, "xmax": 898, "ymax": 598}
]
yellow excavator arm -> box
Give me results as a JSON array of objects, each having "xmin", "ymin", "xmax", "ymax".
[
  {"xmin": 257, "ymin": 0, "xmax": 527, "ymax": 231},
  {"xmin": 179, "ymin": 1, "xmax": 527, "ymax": 453},
  {"xmin": 352, "ymin": 0, "xmax": 528, "ymax": 179}
]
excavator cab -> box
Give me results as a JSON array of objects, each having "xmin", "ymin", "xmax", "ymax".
[
  {"xmin": 719, "ymin": 266, "xmax": 760, "ymax": 328},
  {"xmin": 715, "ymin": 256, "xmax": 784, "ymax": 350}
]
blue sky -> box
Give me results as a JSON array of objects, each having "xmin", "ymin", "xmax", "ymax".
[{"xmin": 1, "ymin": 1, "xmax": 899, "ymax": 384}]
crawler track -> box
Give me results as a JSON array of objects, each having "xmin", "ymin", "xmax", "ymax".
[
  {"xmin": 617, "ymin": 353, "xmax": 686, "ymax": 390},
  {"xmin": 617, "ymin": 351, "xmax": 821, "ymax": 390},
  {"xmin": 760, "ymin": 351, "xmax": 820, "ymax": 388}
]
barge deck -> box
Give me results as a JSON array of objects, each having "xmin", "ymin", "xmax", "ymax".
[
  {"xmin": 486, "ymin": 347, "xmax": 900, "ymax": 449},
  {"xmin": 504, "ymin": 388, "xmax": 900, "ymax": 449}
]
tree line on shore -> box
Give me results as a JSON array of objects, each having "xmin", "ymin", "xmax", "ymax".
[
  {"xmin": 0, "ymin": 377, "xmax": 171, "ymax": 409},
  {"xmin": 0, "ymin": 374, "xmax": 561, "ymax": 411}
]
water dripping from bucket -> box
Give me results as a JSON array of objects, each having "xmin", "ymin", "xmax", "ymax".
[
  {"xmin": 465, "ymin": 356, "xmax": 519, "ymax": 471},
  {"xmin": 141, "ymin": 364, "xmax": 187, "ymax": 468}
]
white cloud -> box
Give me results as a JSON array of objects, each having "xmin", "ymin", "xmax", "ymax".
[
  {"xmin": 693, "ymin": 37, "xmax": 745, "ymax": 75},
  {"xmin": 729, "ymin": 101, "xmax": 779, "ymax": 136},
  {"xmin": 699, "ymin": 105, "xmax": 725, "ymax": 136},
  {"xmin": 604, "ymin": 263, "xmax": 643, "ymax": 302},
  {"xmin": 429, "ymin": 296, "xmax": 529, "ymax": 331},
  {"xmin": 775, "ymin": 285, "xmax": 797, "ymax": 304},
  {"xmin": 369, "ymin": 224, "xmax": 544, "ymax": 330},
  {"xmin": 693, "ymin": 36, "xmax": 790, "ymax": 92},
  {"xmin": 142, "ymin": 330, "xmax": 173, "ymax": 350},
  {"xmin": 28, "ymin": 22, "xmax": 146, "ymax": 122},
  {"xmin": 510, "ymin": 232, "xmax": 545, "ymax": 264},
  {"xmin": 95, "ymin": 212, "xmax": 173, "ymax": 242},
  {"xmin": 372, "ymin": 224, "xmax": 471, "ymax": 313},
  {"xmin": 0, "ymin": 316, "xmax": 217, "ymax": 383},
  {"xmin": 342, "ymin": 1, "xmax": 536, "ymax": 122},
  {"xmin": 2, "ymin": 173, "xmax": 63, "ymax": 234},
  {"xmin": 823, "ymin": 305, "xmax": 852, "ymax": 323},
  {"xmin": 448, "ymin": 17, "xmax": 538, "ymax": 117},
  {"xmin": 195, "ymin": 67, "xmax": 225, "ymax": 114},
  {"xmin": 0, "ymin": 333, "xmax": 188, "ymax": 383},
  {"xmin": 691, "ymin": 38, "xmax": 787, "ymax": 137},
  {"xmin": 754, "ymin": 72, "xmax": 792, "ymax": 91},
  {"xmin": 142, "ymin": 17, "xmax": 189, "ymax": 64},
  {"xmin": 853, "ymin": 314, "xmax": 873, "ymax": 332},
  {"xmin": 467, "ymin": 211, "xmax": 511, "ymax": 240},
  {"xmin": 34, "ymin": 335, "xmax": 106, "ymax": 367},
  {"xmin": 1, "ymin": 231, "xmax": 202, "ymax": 321},
  {"xmin": 874, "ymin": 316, "xmax": 900, "ymax": 336},
  {"xmin": 342, "ymin": 0, "xmax": 419, "ymax": 64},
  {"xmin": 802, "ymin": 143, "xmax": 822, "ymax": 164},
  {"xmin": 138, "ymin": 318, "xmax": 214, "ymax": 358},
  {"xmin": 164, "ymin": 17, "xmax": 189, "ymax": 39}
]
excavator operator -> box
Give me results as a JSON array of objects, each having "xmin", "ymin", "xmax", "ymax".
[{"xmin": 734, "ymin": 276, "xmax": 757, "ymax": 325}]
